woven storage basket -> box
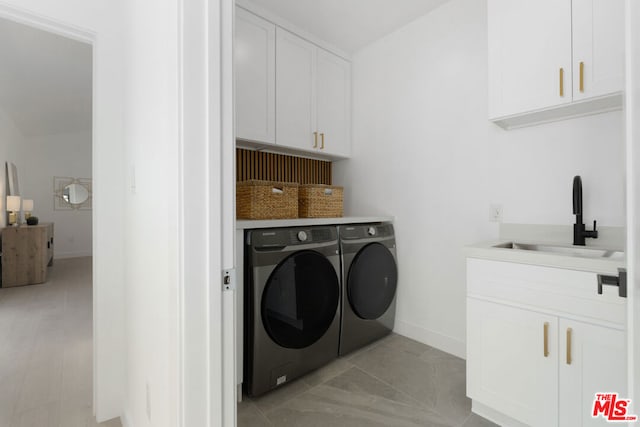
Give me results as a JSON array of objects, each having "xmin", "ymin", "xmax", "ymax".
[
  {"xmin": 298, "ymin": 184, "xmax": 344, "ymax": 218},
  {"xmin": 236, "ymin": 180, "xmax": 299, "ymax": 219}
]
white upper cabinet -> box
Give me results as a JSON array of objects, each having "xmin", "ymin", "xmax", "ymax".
[
  {"xmin": 488, "ymin": 0, "xmax": 625, "ymax": 129},
  {"xmin": 317, "ymin": 49, "xmax": 352, "ymax": 158},
  {"xmin": 275, "ymin": 28, "xmax": 317, "ymax": 152},
  {"xmin": 571, "ymin": 0, "xmax": 625, "ymax": 101},
  {"xmin": 488, "ymin": 0, "xmax": 572, "ymax": 119},
  {"xmin": 276, "ymin": 28, "xmax": 352, "ymax": 158},
  {"xmin": 234, "ymin": 6, "xmax": 352, "ymax": 159},
  {"xmin": 235, "ymin": 8, "xmax": 276, "ymax": 144}
]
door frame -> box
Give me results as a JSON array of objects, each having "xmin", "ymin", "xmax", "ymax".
[
  {"xmin": 179, "ymin": 0, "xmax": 236, "ymax": 425},
  {"xmin": 625, "ymin": 0, "xmax": 640, "ymax": 410}
]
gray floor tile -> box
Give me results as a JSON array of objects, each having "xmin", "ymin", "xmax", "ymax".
[
  {"xmin": 459, "ymin": 413, "xmax": 500, "ymax": 427},
  {"xmin": 351, "ymin": 337, "xmax": 471, "ymax": 425},
  {"xmin": 238, "ymin": 400, "xmax": 272, "ymax": 427},
  {"xmin": 303, "ymin": 356, "xmax": 354, "ymax": 387},
  {"xmin": 251, "ymin": 377, "xmax": 311, "ymax": 413},
  {"xmin": 377, "ymin": 333, "xmax": 432, "ymax": 357},
  {"xmin": 241, "ymin": 334, "xmax": 494, "ymax": 427},
  {"xmin": 266, "ymin": 367, "xmax": 452, "ymax": 427}
]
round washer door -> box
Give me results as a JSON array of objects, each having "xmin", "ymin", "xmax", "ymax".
[
  {"xmin": 347, "ymin": 243, "xmax": 398, "ymax": 320},
  {"xmin": 262, "ymin": 250, "xmax": 340, "ymax": 349}
]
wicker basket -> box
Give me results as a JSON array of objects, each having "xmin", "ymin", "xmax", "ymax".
[
  {"xmin": 236, "ymin": 180, "xmax": 299, "ymax": 219},
  {"xmin": 298, "ymin": 184, "xmax": 344, "ymax": 218}
]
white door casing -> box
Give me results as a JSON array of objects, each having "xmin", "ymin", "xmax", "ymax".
[
  {"xmin": 180, "ymin": 0, "xmax": 235, "ymax": 425},
  {"xmin": 625, "ymin": 0, "xmax": 640, "ymax": 414}
]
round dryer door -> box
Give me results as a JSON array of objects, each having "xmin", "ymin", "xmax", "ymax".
[
  {"xmin": 347, "ymin": 243, "xmax": 398, "ymax": 320},
  {"xmin": 262, "ymin": 250, "xmax": 339, "ymax": 349}
]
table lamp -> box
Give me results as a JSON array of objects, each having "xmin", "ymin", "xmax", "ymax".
[
  {"xmin": 22, "ymin": 199, "xmax": 34, "ymax": 220},
  {"xmin": 7, "ymin": 195, "xmax": 21, "ymax": 226}
]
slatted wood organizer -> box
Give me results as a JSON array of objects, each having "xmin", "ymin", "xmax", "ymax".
[
  {"xmin": 236, "ymin": 148, "xmax": 332, "ymax": 185},
  {"xmin": 236, "ymin": 148, "xmax": 342, "ymax": 219}
]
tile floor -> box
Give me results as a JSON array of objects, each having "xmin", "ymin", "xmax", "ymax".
[
  {"xmin": 0, "ymin": 257, "xmax": 121, "ymax": 427},
  {"xmin": 238, "ymin": 333, "xmax": 498, "ymax": 427}
]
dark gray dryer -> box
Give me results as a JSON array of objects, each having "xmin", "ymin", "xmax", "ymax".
[
  {"xmin": 338, "ymin": 223, "xmax": 397, "ymax": 356},
  {"xmin": 244, "ymin": 226, "xmax": 341, "ymax": 397}
]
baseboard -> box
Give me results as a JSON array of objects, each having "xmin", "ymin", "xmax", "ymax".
[
  {"xmin": 54, "ymin": 251, "xmax": 93, "ymax": 259},
  {"xmin": 394, "ymin": 319, "xmax": 466, "ymax": 359},
  {"xmin": 120, "ymin": 411, "xmax": 133, "ymax": 427}
]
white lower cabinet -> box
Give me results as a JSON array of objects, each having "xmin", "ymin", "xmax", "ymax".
[
  {"xmin": 559, "ymin": 319, "xmax": 626, "ymax": 427},
  {"xmin": 467, "ymin": 299, "xmax": 558, "ymax": 427},
  {"xmin": 467, "ymin": 258, "xmax": 627, "ymax": 427}
]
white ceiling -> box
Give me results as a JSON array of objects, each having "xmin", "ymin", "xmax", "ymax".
[
  {"xmin": 0, "ymin": 18, "xmax": 92, "ymax": 138},
  {"xmin": 246, "ymin": 0, "xmax": 451, "ymax": 54}
]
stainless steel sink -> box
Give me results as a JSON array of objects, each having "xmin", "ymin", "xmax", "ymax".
[{"xmin": 493, "ymin": 242, "xmax": 625, "ymax": 260}]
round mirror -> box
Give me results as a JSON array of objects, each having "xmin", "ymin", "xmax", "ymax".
[{"xmin": 63, "ymin": 183, "xmax": 89, "ymax": 205}]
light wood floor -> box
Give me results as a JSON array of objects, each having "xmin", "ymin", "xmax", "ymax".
[{"xmin": 0, "ymin": 257, "xmax": 121, "ymax": 427}]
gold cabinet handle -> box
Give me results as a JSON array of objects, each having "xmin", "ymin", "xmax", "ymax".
[
  {"xmin": 559, "ymin": 68, "xmax": 564, "ymax": 97},
  {"xmin": 566, "ymin": 328, "xmax": 572, "ymax": 365},
  {"xmin": 320, "ymin": 133, "xmax": 325, "ymax": 149},
  {"xmin": 544, "ymin": 322, "xmax": 549, "ymax": 357},
  {"xmin": 579, "ymin": 62, "xmax": 584, "ymax": 93},
  {"xmin": 313, "ymin": 132, "xmax": 318, "ymax": 148}
]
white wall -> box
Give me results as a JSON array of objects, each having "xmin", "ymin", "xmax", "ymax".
[
  {"xmin": 19, "ymin": 130, "xmax": 92, "ymax": 258},
  {"xmin": 334, "ymin": 0, "xmax": 625, "ymax": 357},
  {"xmin": 122, "ymin": 0, "xmax": 179, "ymax": 425},
  {"xmin": 0, "ymin": 0, "xmax": 126, "ymax": 421},
  {"xmin": 0, "ymin": 105, "xmax": 26, "ymax": 228}
]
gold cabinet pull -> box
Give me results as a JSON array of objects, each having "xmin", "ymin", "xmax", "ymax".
[
  {"xmin": 579, "ymin": 62, "xmax": 584, "ymax": 93},
  {"xmin": 320, "ymin": 133, "xmax": 325, "ymax": 149},
  {"xmin": 566, "ymin": 328, "xmax": 572, "ymax": 365},
  {"xmin": 559, "ymin": 68, "xmax": 564, "ymax": 97},
  {"xmin": 544, "ymin": 322, "xmax": 549, "ymax": 357},
  {"xmin": 313, "ymin": 131, "xmax": 318, "ymax": 148}
]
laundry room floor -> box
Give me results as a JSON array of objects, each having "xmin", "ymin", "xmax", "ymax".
[{"xmin": 238, "ymin": 333, "xmax": 497, "ymax": 427}]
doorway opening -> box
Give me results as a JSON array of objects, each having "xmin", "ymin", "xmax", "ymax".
[{"xmin": 0, "ymin": 15, "xmax": 111, "ymax": 426}]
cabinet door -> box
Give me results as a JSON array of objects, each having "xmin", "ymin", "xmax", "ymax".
[
  {"xmin": 572, "ymin": 0, "xmax": 625, "ymax": 101},
  {"xmin": 235, "ymin": 8, "xmax": 276, "ymax": 144},
  {"xmin": 559, "ymin": 319, "xmax": 627, "ymax": 427},
  {"xmin": 276, "ymin": 28, "xmax": 317, "ymax": 152},
  {"xmin": 467, "ymin": 298, "xmax": 558, "ymax": 427},
  {"xmin": 488, "ymin": 0, "xmax": 572, "ymax": 118},
  {"xmin": 316, "ymin": 49, "xmax": 351, "ymax": 158}
]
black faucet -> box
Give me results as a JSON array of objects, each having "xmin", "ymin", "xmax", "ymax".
[{"xmin": 572, "ymin": 175, "xmax": 598, "ymax": 246}]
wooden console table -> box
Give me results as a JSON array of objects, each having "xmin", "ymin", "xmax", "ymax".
[{"xmin": 1, "ymin": 223, "xmax": 54, "ymax": 287}]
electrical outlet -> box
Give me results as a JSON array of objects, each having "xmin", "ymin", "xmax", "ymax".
[
  {"xmin": 146, "ymin": 382, "xmax": 151, "ymax": 421},
  {"xmin": 490, "ymin": 204, "xmax": 503, "ymax": 222}
]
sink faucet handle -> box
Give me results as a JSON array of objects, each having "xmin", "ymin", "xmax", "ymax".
[{"xmin": 593, "ymin": 220, "xmax": 597, "ymax": 231}]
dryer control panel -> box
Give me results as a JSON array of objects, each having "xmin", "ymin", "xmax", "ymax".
[
  {"xmin": 248, "ymin": 226, "xmax": 338, "ymax": 249},
  {"xmin": 339, "ymin": 223, "xmax": 394, "ymax": 240}
]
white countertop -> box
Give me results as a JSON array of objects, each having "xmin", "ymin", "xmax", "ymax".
[
  {"xmin": 236, "ymin": 216, "xmax": 394, "ymax": 229},
  {"xmin": 466, "ymin": 239, "xmax": 625, "ymax": 275}
]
